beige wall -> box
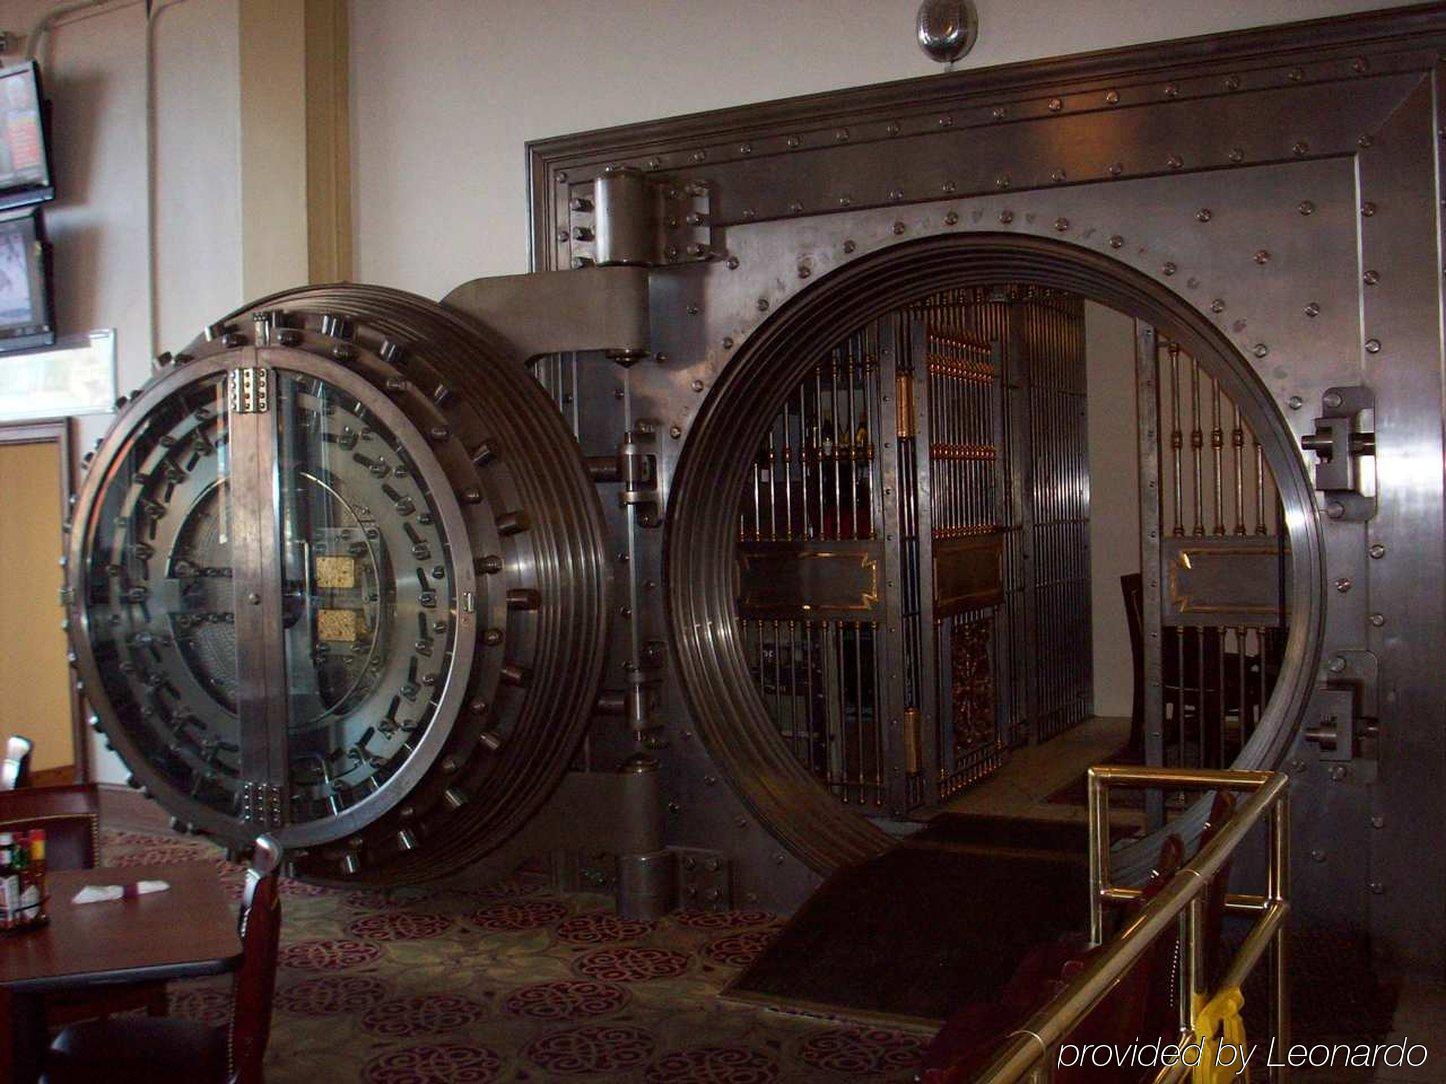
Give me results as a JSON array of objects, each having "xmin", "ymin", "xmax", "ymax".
[
  {"xmin": 0, "ymin": 440, "xmax": 71, "ymax": 771},
  {"xmin": 1084, "ymin": 303, "xmax": 1141, "ymax": 719},
  {"xmin": 349, "ymin": 0, "xmax": 1399, "ymax": 295}
]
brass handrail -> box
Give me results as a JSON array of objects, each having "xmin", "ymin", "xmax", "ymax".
[{"xmin": 972, "ymin": 765, "xmax": 1291, "ymax": 1083}]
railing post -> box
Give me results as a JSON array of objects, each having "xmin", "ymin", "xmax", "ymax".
[
  {"xmin": 1087, "ymin": 768, "xmax": 1108, "ymax": 944},
  {"xmin": 1270, "ymin": 795, "xmax": 1291, "ymax": 1082}
]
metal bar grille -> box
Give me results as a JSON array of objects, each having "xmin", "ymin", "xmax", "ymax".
[{"xmin": 1151, "ymin": 339, "xmax": 1288, "ymax": 771}]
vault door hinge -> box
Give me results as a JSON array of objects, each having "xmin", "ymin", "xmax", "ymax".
[
  {"xmin": 1300, "ymin": 385, "xmax": 1375, "ymax": 521},
  {"xmin": 228, "ymin": 366, "xmax": 271, "ymax": 414},
  {"xmin": 566, "ymin": 166, "xmax": 716, "ymax": 268},
  {"xmin": 586, "ymin": 423, "xmax": 661, "ymax": 528}
]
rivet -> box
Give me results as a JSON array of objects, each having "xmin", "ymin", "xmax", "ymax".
[
  {"xmin": 835, "ymin": 128, "xmax": 849, "ymax": 142},
  {"xmin": 1162, "ymin": 262, "xmax": 1177, "ymax": 276},
  {"xmin": 1310, "ymin": 849, "xmax": 1326, "ymax": 862},
  {"xmin": 1326, "ymin": 501, "xmax": 1346, "ymax": 519},
  {"xmin": 1288, "ymin": 395, "xmax": 1303, "ymax": 410},
  {"xmin": 1196, "ymin": 208, "xmax": 1212, "ymax": 222},
  {"xmin": 1108, "ymin": 235, "xmax": 1123, "ymax": 249},
  {"xmin": 786, "ymin": 135, "xmax": 800, "ymax": 149},
  {"xmin": 1361, "ymin": 201, "xmax": 1377, "ymax": 217},
  {"xmin": 1105, "ymin": 89, "xmax": 1120, "ymax": 104},
  {"xmin": 1107, "ymin": 162, "xmax": 1122, "ymax": 177},
  {"xmin": 726, "ymin": 255, "xmax": 740, "ymax": 269},
  {"xmin": 944, "ymin": 211, "xmax": 959, "ymax": 226},
  {"xmin": 843, "ymin": 239, "xmax": 856, "ymax": 253},
  {"xmin": 691, "ymin": 379, "xmax": 705, "ymax": 392},
  {"xmin": 1369, "ymin": 542, "xmax": 1386, "ymax": 559},
  {"xmin": 990, "ymin": 107, "xmax": 1005, "ymax": 121},
  {"xmin": 756, "ymin": 297, "xmax": 769, "ymax": 311},
  {"xmin": 1288, "ymin": 67, "xmax": 1304, "ymax": 83},
  {"xmin": 1051, "ymin": 169, "xmax": 1066, "ymax": 183},
  {"xmin": 1228, "ymin": 148, "xmax": 1245, "ymax": 163},
  {"xmin": 1254, "ymin": 250, "xmax": 1271, "ymax": 264},
  {"xmin": 1166, "ymin": 155, "xmax": 1183, "ymax": 169},
  {"xmin": 691, "ymin": 149, "xmax": 706, "ymax": 163},
  {"xmin": 1053, "ymin": 217, "xmax": 1069, "ymax": 232},
  {"xmin": 555, "ymin": 229, "xmax": 568, "ymax": 243},
  {"xmin": 1164, "ymin": 82, "xmax": 1179, "ymax": 98},
  {"xmin": 1352, "ymin": 56, "xmax": 1369, "ymax": 74},
  {"xmin": 1370, "ymin": 612, "xmax": 1385, "ymax": 627},
  {"xmin": 1292, "ymin": 140, "xmax": 1309, "ymax": 156},
  {"xmin": 1365, "ymin": 338, "xmax": 1381, "ymax": 353},
  {"xmin": 741, "ymin": 210, "xmax": 755, "ymax": 220},
  {"xmin": 1048, "ymin": 97, "xmax": 1063, "ymax": 112},
  {"xmin": 483, "ymin": 628, "xmax": 504, "ymax": 646},
  {"xmin": 797, "ymin": 264, "xmax": 811, "ymax": 278},
  {"xmin": 1298, "ymin": 200, "xmax": 1315, "ymax": 216},
  {"xmin": 1369, "ymin": 881, "xmax": 1384, "ymax": 895},
  {"xmin": 669, "ymin": 425, "xmax": 682, "ymax": 438},
  {"xmin": 1358, "ymin": 134, "xmax": 1373, "ymax": 148},
  {"xmin": 1371, "ymin": 815, "xmax": 1385, "ymax": 829},
  {"xmin": 1330, "ymin": 765, "xmax": 1348, "ymax": 781},
  {"xmin": 739, "ymin": 142, "xmax": 753, "ymax": 155},
  {"xmin": 789, "ymin": 201, "xmax": 803, "ymax": 213},
  {"xmin": 995, "ymin": 175, "xmax": 1011, "ymax": 190},
  {"xmin": 1335, "ymin": 577, "xmax": 1352, "ymax": 593},
  {"xmin": 1253, "ymin": 343, "xmax": 1269, "ymax": 358},
  {"xmin": 1224, "ymin": 74, "xmax": 1241, "ymax": 90},
  {"xmin": 888, "ymin": 189, "xmax": 904, "ymax": 202},
  {"xmin": 938, "ymin": 114, "xmax": 953, "ymax": 127},
  {"xmin": 886, "ymin": 120, "xmax": 902, "ymax": 135},
  {"xmin": 941, "ymin": 180, "xmax": 957, "ymax": 194},
  {"xmin": 1363, "ymin": 269, "xmax": 1379, "ymax": 285},
  {"xmin": 723, "ymin": 336, "xmax": 734, "ymax": 349},
  {"xmin": 556, "ymin": 171, "xmax": 568, "ymax": 183},
  {"xmin": 893, "ymin": 221, "xmax": 906, "ymax": 235},
  {"xmin": 1210, "ymin": 299, "xmax": 1226, "ymax": 314},
  {"xmin": 838, "ymin": 195, "xmax": 853, "ymax": 207},
  {"xmin": 646, "ymin": 157, "xmax": 660, "ymax": 170}
]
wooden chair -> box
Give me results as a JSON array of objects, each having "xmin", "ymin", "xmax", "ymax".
[
  {"xmin": 47, "ymin": 836, "xmax": 283, "ymax": 1084},
  {"xmin": 1121, "ymin": 574, "xmax": 1266, "ymax": 766},
  {"xmin": 2, "ymin": 736, "xmax": 33, "ymax": 790},
  {"xmin": 0, "ymin": 784, "xmax": 169, "ymax": 1022}
]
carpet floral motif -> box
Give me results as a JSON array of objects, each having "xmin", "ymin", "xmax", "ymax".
[{"xmin": 101, "ymin": 829, "xmax": 926, "ymax": 1081}]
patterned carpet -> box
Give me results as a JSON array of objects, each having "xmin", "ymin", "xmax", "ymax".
[{"xmin": 99, "ymin": 830, "xmax": 927, "ymax": 1082}]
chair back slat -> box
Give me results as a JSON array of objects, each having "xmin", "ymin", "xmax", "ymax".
[{"xmin": 228, "ymin": 839, "xmax": 283, "ymax": 1084}]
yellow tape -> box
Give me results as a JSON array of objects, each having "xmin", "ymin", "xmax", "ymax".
[{"xmin": 1191, "ymin": 986, "xmax": 1249, "ymax": 1083}]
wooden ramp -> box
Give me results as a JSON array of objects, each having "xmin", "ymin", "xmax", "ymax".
[{"xmin": 723, "ymin": 815, "xmax": 1098, "ymax": 1029}]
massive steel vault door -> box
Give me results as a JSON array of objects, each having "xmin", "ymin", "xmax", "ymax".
[
  {"xmin": 67, "ymin": 7, "xmax": 1446, "ymax": 972},
  {"xmin": 67, "ymin": 287, "xmax": 610, "ymax": 882}
]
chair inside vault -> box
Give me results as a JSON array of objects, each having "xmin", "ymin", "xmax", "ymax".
[
  {"xmin": 1121, "ymin": 573, "xmax": 1266, "ymax": 766},
  {"xmin": 47, "ymin": 835, "xmax": 284, "ymax": 1084},
  {"xmin": 0, "ymin": 783, "xmax": 170, "ymax": 1023}
]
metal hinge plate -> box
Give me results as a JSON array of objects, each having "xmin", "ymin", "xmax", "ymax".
[{"xmin": 228, "ymin": 367, "xmax": 270, "ymax": 414}]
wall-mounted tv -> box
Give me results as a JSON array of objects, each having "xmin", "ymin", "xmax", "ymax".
[
  {"xmin": 0, "ymin": 61, "xmax": 53, "ymax": 211},
  {"xmin": 0, "ymin": 206, "xmax": 54, "ymax": 352}
]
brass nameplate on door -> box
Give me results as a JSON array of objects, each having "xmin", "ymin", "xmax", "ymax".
[
  {"xmin": 1162, "ymin": 537, "xmax": 1288, "ymax": 627},
  {"xmin": 736, "ymin": 540, "xmax": 883, "ymax": 620},
  {"xmin": 933, "ymin": 533, "xmax": 1004, "ymax": 617}
]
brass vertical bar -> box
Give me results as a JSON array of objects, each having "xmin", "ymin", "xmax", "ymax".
[
  {"xmin": 830, "ymin": 353, "xmax": 842, "ymax": 536},
  {"xmin": 1190, "ymin": 353, "xmax": 1205, "ymax": 537},
  {"xmin": 1211, "ymin": 375, "xmax": 1225, "ymax": 536},
  {"xmin": 847, "ymin": 339, "xmax": 859, "ymax": 539},
  {"xmin": 1169, "ymin": 342, "xmax": 1184, "ymax": 537},
  {"xmin": 782, "ymin": 394, "xmax": 795, "ymax": 540},
  {"xmin": 1136, "ymin": 324, "xmax": 1166, "ymax": 825},
  {"xmin": 1231, "ymin": 402, "xmax": 1246, "ymax": 535},
  {"xmin": 766, "ymin": 425, "xmax": 778, "ymax": 540},
  {"xmin": 1254, "ymin": 432, "xmax": 1267, "ymax": 536}
]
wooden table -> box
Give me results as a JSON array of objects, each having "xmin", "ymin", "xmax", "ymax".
[{"xmin": 0, "ymin": 863, "xmax": 242, "ymax": 1082}]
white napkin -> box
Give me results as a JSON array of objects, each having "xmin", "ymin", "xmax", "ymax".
[{"xmin": 71, "ymin": 880, "xmax": 170, "ymax": 905}]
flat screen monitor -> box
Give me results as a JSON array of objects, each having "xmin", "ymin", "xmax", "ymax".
[
  {"xmin": 0, "ymin": 61, "xmax": 53, "ymax": 210},
  {"xmin": 0, "ymin": 206, "xmax": 54, "ymax": 352}
]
